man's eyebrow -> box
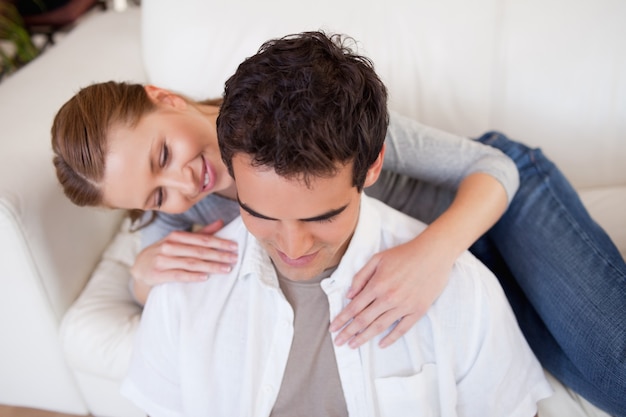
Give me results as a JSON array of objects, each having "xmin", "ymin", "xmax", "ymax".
[
  {"xmin": 237, "ymin": 198, "xmax": 276, "ymax": 220},
  {"xmin": 237, "ymin": 197, "xmax": 348, "ymax": 222}
]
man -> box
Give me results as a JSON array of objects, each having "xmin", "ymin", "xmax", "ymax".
[{"xmin": 122, "ymin": 31, "xmax": 551, "ymax": 416}]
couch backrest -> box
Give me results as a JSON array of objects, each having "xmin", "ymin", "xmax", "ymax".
[{"xmin": 142, "ymin": 0, "xmax": 626, "ymax": 189}]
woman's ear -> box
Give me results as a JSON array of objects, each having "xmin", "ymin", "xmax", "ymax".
[
  {"xmin": 363, "ymin": 143, "xmax": 386, "ymax": 188},
  {"xmin": 144, "ymin": 85, "xmax": 187, "ymax": 109}
]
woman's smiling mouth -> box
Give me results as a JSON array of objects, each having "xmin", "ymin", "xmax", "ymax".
[{"xmin": 200, "ymin": 154, "xmax": 212, "ymax": 192}]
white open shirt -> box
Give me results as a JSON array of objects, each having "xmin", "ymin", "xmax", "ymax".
[{"xmin": 122, "ymin": 195, "xmax": 552, "ymax": 417}]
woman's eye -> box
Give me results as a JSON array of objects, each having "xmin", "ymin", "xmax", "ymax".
[
  {"xmin": 160, "ymin": 143, "xmax": 169, "ymax": 167},
  {"xmin": 156, "ymin": 187, "xmax": 164, "ymax": 209}
]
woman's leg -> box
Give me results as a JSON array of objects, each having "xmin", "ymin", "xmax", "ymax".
[{"xmin": 471, "ymin": 132, "xmax": 626, "ymax": 416}]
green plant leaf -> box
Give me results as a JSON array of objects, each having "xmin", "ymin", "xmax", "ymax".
[{"xmin": 0, "ymin": 1, "xmax": 40, "ymax": 70}]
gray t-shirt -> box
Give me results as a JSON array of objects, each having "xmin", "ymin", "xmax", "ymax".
[
  {"xmin": 140, "ymin": 112, "xmax": 519, "ymax": 248},
  {"xmin": 271, "ymin": 266, "xmax": 348, "ymax": 417}
]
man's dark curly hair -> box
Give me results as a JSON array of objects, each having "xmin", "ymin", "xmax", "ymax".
[{"xmin": 217, "ymin": 31, "xmax": 389, "ymax": 190}]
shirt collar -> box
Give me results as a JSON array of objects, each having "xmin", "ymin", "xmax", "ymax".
[
  {"xmin": 238, "ymin": 223, "xmax": 281, "ymax": 288},
  {"xmin": 328, "ymin": 194, "xmax": 382, "ymax": 290}
]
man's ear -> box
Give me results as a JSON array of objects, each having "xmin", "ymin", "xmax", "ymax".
[
  {"xmin": 363, "ymin": 143, "xmax": 386, "ymax": 188},
  {"xmin": 144, "ymin": 85, "xmax": 187, "ymax": 109}
]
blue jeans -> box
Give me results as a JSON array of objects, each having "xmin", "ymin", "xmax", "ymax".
[{"xmin": 471, "ymin": 132, "xmax": 626, "ymax": 416}]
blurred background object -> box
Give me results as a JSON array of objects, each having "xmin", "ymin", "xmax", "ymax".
[{"xmin": 0, "ymin": 1, "xmax": 39, "ymax": 80}]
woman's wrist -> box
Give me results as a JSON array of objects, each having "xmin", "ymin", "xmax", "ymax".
[{"xmin": 132, "ymin": 278, "xmax": 150, "ymax": 306}]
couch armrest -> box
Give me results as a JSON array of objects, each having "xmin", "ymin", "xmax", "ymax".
[{"xmin": 0, "ymin": 7, "xmax": 145, "ymax": 413}]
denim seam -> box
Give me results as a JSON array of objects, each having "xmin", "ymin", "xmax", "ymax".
[{"xmin": 529, "ymin": 148, "xmax": 626, "ymax": 282}]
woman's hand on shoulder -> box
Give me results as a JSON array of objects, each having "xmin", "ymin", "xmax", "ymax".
[
  {"xmin": 131, "ymin": 219, "xmax": 238, "ymax": 305},
  {"xmin": 330, "ymin": 173, "xmax": 509, "ymax": 348},
  {"xmin": 329, "ymin": 232, "xmax": 454, "ymax": 348}
]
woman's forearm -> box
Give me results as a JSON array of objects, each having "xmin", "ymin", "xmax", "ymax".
[
  {"xmin": 383, "ymin": 112, "xmax": 520, "ymax": 205},
  {"xmin": 418, "ymin": 172, "xmax": 509, "ymax": 261}
]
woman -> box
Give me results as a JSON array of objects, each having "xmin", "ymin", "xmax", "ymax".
[{"xmin": 52, "ymin": 81, "xmax": 625, "ymax": 416}]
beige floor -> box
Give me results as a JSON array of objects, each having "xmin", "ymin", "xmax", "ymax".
[{"xmin": 0, "ymin": 405, "xmax": 88, "ymax": 417}]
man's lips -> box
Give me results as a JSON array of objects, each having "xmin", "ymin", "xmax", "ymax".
[{"xmin": 277, "ymin": 250, "xmax": 318, "ymax": 267}]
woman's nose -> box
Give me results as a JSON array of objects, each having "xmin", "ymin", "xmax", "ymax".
[{"xmin": 162, "ymin": 167, "xmax": 197, "ymax": 197}]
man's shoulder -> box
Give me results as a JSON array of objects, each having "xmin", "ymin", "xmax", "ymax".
[
  {"xmin": 146, "ymin": 217, "xmax": 249, "ymax": 308},
  {"xmin": 365, "ymin": 196, "xmax": 429, "ymax": 241},
  {"xmin": 427, "ymin": 249, "xmax": 514, "ymax": 349},
  {"xmin": 214, "ymin": 215, "xmax": 247, "ymax": 240},
  {"xmin": 440, "ymin": 251, "xmax": 503, "ymax": 310},
  {"xmin": 363, "ymin": 195, "xmax": 503, "ymax": 316}
]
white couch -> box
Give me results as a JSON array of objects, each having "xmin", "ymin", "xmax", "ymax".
[{"xmin": 0, "ymin": 1, "xmax": 624, "ymax": 416}]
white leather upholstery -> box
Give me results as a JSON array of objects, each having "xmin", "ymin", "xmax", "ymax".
[{"xmin": 0, "ymin": 1, "xmax": 623, "ymax": 416}]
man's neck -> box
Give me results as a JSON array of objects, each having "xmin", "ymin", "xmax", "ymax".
[{"xmin": 274, "ymin": 264, "xmax": 339, "ymax": 284}]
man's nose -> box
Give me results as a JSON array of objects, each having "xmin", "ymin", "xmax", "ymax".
[{"xmin": 278, "ymin": 222, "xmax": 314, "ymax": 259}]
